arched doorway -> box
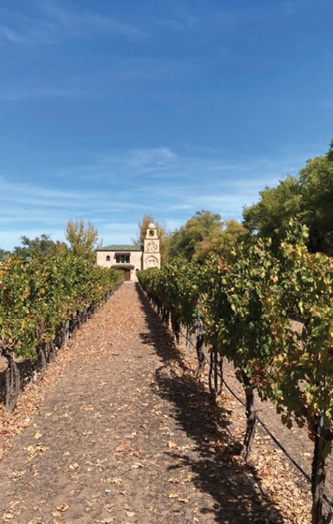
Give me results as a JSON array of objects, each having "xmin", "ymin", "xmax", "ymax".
[{"xmin": 112, "ymin": 264, "xmax": 134, "ymax": 282}]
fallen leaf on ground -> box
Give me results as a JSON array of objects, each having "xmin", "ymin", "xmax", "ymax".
[
  {"xmin": 110, "ymin": 477, "xmax": 122, "ymax": 484},
  {"xmin": 56, "ymin": 503, "xmax": 69, "ymax": 512},
  {"xmin": 168, "ymin": 493, "xmax": 178, "ymax": 499},
  {"xmin": 115, "ymin": 444, "xmax": 131, "ymax": 453}
]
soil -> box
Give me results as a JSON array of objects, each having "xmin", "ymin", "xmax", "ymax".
[{"xmin": 0, "ymin": 282, "xmax": 329, "ymax": 523}]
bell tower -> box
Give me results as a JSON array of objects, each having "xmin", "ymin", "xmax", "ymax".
[{"xmin": 143, "ymin": 223, "xmax": 161, "ymax": 269}]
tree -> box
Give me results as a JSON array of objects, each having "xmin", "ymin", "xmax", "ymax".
[
  {"xmin": 0, "ymin": 247, "xmax": 11, "ymax": 260},
  {"xmin": 298, "ymin": 140, "xmax": 333, "ymax": 255},
  {"xmin": 65, "ymin": 219, "xmax": 100, "ymax": 262},
  {"xmin": 168, "ymin": 210, "xmax": 246, "ymax": 262},
  {"xmin": 242, "ymin": 139, "xmax": 333, "ymax": 257},
  {"xmin": 133, "ymin": 214, "xmax": 166, "ymax": 245},
  {"xmin": 21, "ymin": 234, "xmax": 56, "ymax": 254},
  {"xmin": 195, "ymin": 219, "xmax": 249, "ymax": 262},
  {"xmin": 169, "ymin": 210, "xmax": 222, "ymax": 261},
  {"xmin": 242, "ymin": 176, "xmax": 302, "ymax": 254},
  {"xmin": 12, "ymin": 234, "xmax": 58, "ymax": 258},
  {"xmin": 51, "ymin": 240, "xmax": 70, "ymax": 257},
  {"xmin": 133, "ymin": 214, "xmax": 170, "ymax": 264}
]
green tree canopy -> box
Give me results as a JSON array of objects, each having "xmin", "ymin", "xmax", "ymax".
[
  {"xmin": 298, "ymin": 140, "xmax": 333, "ymax": 255},
  {"xmin": 169, "ymin": 210, "xmax": 247, "ymax": 262},
  {"xmin": 243, "ymin": 176, "xmax": 302, "ymax": 253},
  {"xmin": 243, "ymin": 139, "xmax": 333, "ymax": 256},
  {"xmin": 0, "ymin": 247, "xmax": 11, "ymax": 260},
  {"xmin": 65, "ymin": 219, "xmax": 100, "ymax": 262},
  {"xmin": 12, "ymin": 234, "xmax": 59, "ymax": 258},
  {"xmin": 169, "ymin": 210, "xmax": 222, "ymax": 261}
]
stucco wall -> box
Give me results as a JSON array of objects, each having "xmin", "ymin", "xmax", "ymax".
[{"xmin": 96, "ymin": 250, "xmax": 143, "ymax": 281}]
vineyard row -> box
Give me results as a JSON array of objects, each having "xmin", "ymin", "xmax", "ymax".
[
  {"xmin": 0, "ymin": 253, "xmax": 123, "ymax": 411},
  {"xmin": 137, "ymin": 223, "xmax": 333, "ymax": 524}
]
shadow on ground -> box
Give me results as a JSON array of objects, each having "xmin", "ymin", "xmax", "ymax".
[
  {"xmin": 136, "ymin": 284, "xmax": 284, "ymax": 524},
  {"xmin": 0, "ymin": 357, "xmax": 39, "ymax": 406}
]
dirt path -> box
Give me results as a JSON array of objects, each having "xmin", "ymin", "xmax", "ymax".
[{"xmin": 0, "ymin": 283, "xmax": 314, "ymax": 523}]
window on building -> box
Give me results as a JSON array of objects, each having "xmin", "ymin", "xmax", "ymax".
[
  {"xmin": 116, "ymin": 254, "xmax": 130, "ymax": 264},
  {"xmin": 106, "ymin": 255, "xmax": 110, "ymax": 261},
  {"xmin": 146, "ymin": 256, "xmax": 157, "ymax": 267}
]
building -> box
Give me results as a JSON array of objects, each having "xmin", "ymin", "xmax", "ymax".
[{"xmin": 96, "ymin": 223, "xmax": 161, "ymax": 281}]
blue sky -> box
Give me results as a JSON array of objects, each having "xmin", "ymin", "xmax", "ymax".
[{"xmin": 1, "ymin": 0, "xmax": 332, "ymax": 250}]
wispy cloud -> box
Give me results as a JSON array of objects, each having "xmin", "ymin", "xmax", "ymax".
[
  {"xmin": 126, "ymin": 148, "xmax": 178, "ymax": 170},
  {"xmin": 0, "ymin": 2, "xmax": 147, "ymax": 48},
  {"xmin": 0, "ymin": 26, "xmax": 31, "ymax": 46},
  {"xmin": 0, "ymin": 143, "xmax": 310, "ymax": 250},
  {"xmin": 0, "ymin": 176, "xmax": 102, "ymax": 205},
  {"xmin": 0, "ymin": 174, "xmax": 149, "ymax": 249},
  {"xmin": 98, "ymin": 146, "xmax": 301, "ymax": 185},
  {"xmin": 0, "ymin": 8, "xmax": 60, "ymax": 47},
  {"xmin": 42, "ymin": 3, "xmax": 148, "ymax": 41}
]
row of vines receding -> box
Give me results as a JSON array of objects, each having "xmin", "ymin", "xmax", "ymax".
[
  {"xmin": 137, "ymin": 221, "xmax": 333, "ymax": 524},
  {"xmin": 0, "ymin": 252, "xmax": 123, "ymax": 412}
]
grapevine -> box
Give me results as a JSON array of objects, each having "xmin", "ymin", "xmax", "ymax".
[
  {"xmin": 0, "ymin": 253, "xmax": 123, "ymax": 411},
  {"xmin": 138, "ymin": 224, "xmax": 333, "ymax": 524}
]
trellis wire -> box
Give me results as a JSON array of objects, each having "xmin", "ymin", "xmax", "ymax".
[
  {"xmin": 176, "ymin": 324, "xmax": 333, "ymax": 510},
  {"xmin": 141, "ymin": 290, "xmax": 333, "ymax": 510}
]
